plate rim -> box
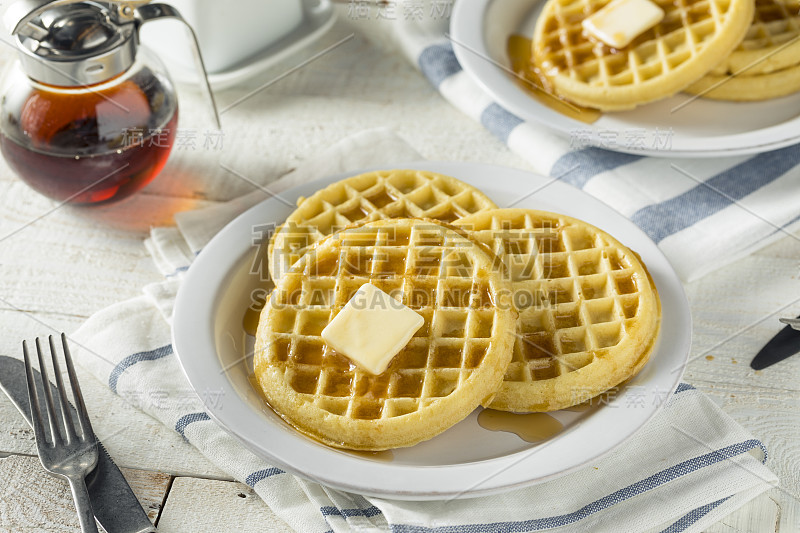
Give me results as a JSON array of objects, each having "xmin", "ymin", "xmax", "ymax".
[
  {"xmin": 172, "ymin": 161, "xmax": 692, "ymax": 499},
  {"xmin": 449, "ymin": 0, "xmax": 800, "ymax": 158}
]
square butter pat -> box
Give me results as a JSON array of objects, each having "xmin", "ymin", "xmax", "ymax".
[
  {"xmin": 321, "ymin": 283, "xmax": 424, "ymax": 375},
  {"xmin": 582, "ymin": 0, "xmax": 665, "ymax": 49}
]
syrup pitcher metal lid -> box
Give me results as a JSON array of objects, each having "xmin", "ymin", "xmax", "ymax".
[{"xmin": 4, "ymin": 0, "xmax": 221, "ymax": 127}]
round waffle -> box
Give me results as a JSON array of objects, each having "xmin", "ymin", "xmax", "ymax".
[
  {"xmin": 268, "ymin": 170, "xmax": 497, "ymax": 284},
  {"xmin": 685, "ymin": 61, "xmax": 800, "ymax": 99},
  {"xmin": 254, "ymin": 218, "xmax": 517, "ymax": 450},
  {"xmin": 454, "ymin": 209, "xmax": 661, "ymax": 412},
  {"xmin": 709, "ymin": 0, "xmax": 800, "ymax": 76},
  {"xmin": 532, "ymin": 0, "xmax": 755, "ymax": 110}
]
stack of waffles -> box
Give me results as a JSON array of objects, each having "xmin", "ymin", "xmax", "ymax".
[
  {"xmin": 254, "ymin": 169, "xmax": 661, "ymax": 450},
  {"xmin": 531, "ymin": 0, "xmax": 800, "ymax": 110}
]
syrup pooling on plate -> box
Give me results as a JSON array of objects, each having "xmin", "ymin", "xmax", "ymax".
[
  {"xmin": 507, "ymin": 35, "xmax": 601, "ymax": 124},
  {"xmin": 344, "ymin": 449, "xmax": 395, "ymax": 462},
  {"xmin": 477, "ymin": 409, "xmax": 564, "ymax": 442},
  {"xmin": 243, "ymin": 301, "xmax": 266, "ymax": 336}
]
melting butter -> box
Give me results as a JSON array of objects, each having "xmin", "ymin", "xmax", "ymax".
[
  {"xmin": 321, "ymin": 283, "xmax": 424, "ymax": 375},
  {"xmin": 582, "ymin": 0, "xmax": 664, "ymax": 49}
]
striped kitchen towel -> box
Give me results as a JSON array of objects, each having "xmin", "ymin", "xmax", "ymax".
[
  {"xmin": 392, "ymin": 17, "xmax": 800, "ymax": 282},
  {"xmin": 72, "ymin": 129, "xmax": 777, "ymax": 533}
]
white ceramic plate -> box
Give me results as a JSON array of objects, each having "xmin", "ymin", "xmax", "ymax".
[
  {"xmin": 450, "ymin": 0, "xmax": 800, "ymax": 158},
  {"xmin": 172, "ymin": 162, "xmax": 691, "ymax": 500}
]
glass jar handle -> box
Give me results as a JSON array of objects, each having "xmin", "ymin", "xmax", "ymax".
[{"xmin": 134, "ymin": 3, "xmax": 222, "ymax": 129}]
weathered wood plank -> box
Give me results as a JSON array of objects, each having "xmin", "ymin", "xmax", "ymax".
[
  {"xmin": 121, "ymin": 468, "xmax": 172, "ymax": 523},
  {"xmin": 157, "ymin": 477, "xmax": 294, "ymax": 533},
  {"xmin": 705, "ymin": 490, "xmax": 800, "ymax": 533},
  {"xmin": 684, "ymin": 236, "xmax": 800, "ymax": 533},
  {"xmin": 0, "ymin": 454, "xmax": 168, "ymax": 531},
  {"xmin": 0, "ymin": 310, "xmax": 228, "ymax": 478}
]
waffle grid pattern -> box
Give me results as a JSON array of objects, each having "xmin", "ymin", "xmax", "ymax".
[
  {"xmin": 269, "ymin": 170, "xmax": 497, "ymax": 282},
  {"xmin": 454, "ymin": 209, "xmax": 659, "ymax": 412},
  {"xmin": 459, "ymin": 212, "xmax": 642, "ymax": 382},
  {"xmin": 260, "ymin": 222, "xmax": 505, "ymax": 425},
  {"xmin": 533, "ymin": 0, "xmax": 753, "ymax": 109},
  {"xmin": 745, "ymin": 0, "xmax": 800, "ymax": 49},
  {"xmin": 710, "ymin": 0, "xmax": 800, "ymax": 75},
  {"xmin": 538, "ymin": 0, "xmax": 735, "ymax": 86}
]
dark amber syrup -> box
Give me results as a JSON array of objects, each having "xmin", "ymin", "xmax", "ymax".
[{"xmin": 0, "ymin": 67, "xmax": 178, "ymax": 204}]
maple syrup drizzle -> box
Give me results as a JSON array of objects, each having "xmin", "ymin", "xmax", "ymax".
[
  {"xmin": 248, "ymin": 374, "xmax": 269, "ymax": 403},
  {"xmin": 343, "ymin": 449, "xmax": 395, "ymax": 462},
  {"xmin": 507, "ymin": 35, "xmax": 602, "ymax": 125},
  {"xmin": 247, "ymin": 375, "xmax": 394, "ymax": 460},
  {"xmin": 478, "ymin": 409, "xmax": 564, "ymax": 442},
  {"xmin": 243, "ymin": 304, "xmax": 263, "ymax": 336},
  {"xmin": 562, "ymin": 400, "xmax": 593, "ymax": 412}
]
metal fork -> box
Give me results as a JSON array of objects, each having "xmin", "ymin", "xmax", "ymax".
[{"xmin": 23, "ymin": 334, "xmax": 99, "ymax": 533}]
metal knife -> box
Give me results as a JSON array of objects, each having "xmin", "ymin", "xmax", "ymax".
[
  {"xmin": 751, "ymin": 316, "xmax": 800, "ymax": 370},
  {"xmin": 0, "ymin": 355, "xmax": 156, "ymax": 533}
]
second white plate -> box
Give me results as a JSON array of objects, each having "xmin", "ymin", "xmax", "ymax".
[
  {"xmin": 172, "ymin": 161, "xmax": 691, "ymax": 499},
  {"xmin": 450, "ymin": 0, "xmax": 800, "ymax": 158}
]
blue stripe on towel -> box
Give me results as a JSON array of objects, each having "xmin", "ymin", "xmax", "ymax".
[
  {"xmin": 631, "ymin": 144, "xmax": 800, "ymax": 243},
  {"xmin": 480, "ymin": 104, "xmax": 524, "ymax": 143},
  {"xmin": 175, "ymin": 412, "xmax": 210, "ymax": 439},
  {"xmin": 245, "ymin": 468, "xmax": 285, "ymax": 487},
  {"xmin": 166, "ymin": 265, "xmax": 190, "ymax": 278},
  {"xmin": 660, "ymin": 496, "xmax": 732, "ymax": 533},
  {"xmin": 418, "ymin": 43, "xmax": 462, "ymax": 88},
  {"xmin": 108, "ymin": 344, "xmax": 173, "ymax": 393},
  {"xmin": 390, "ymin": 439, "xmax": 764, "ymax": 532},
  {"xmin": 321, "ymin": 505, "xmax": 384, "ymax": 518},
  {"xmin": 675, "ymin": 383, "xmax": 695, "ymax": 394},
  {"xmin": 551, "ymin": 147, "xmax": 642, "ymax": 189}
]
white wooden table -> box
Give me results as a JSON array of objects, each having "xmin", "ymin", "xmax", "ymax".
[{"xmin": 0, "ymin": 5, "xmax": 798, "ymax": 531}]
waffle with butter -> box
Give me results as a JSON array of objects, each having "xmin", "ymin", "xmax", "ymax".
[
  {"xmin": 254, "ymin": 218, "xmax": 517, "ymax": 450},
  {"xmin": 268, "ymin": 170, "xmax": 497, "ymax": 283},
  {"xmin": 454, "ymin": 209, "xmax": 661, "ymax": 412},
  {"xmin": 532, "ymin": 0, "xmax": 754, "ymax": 110}
]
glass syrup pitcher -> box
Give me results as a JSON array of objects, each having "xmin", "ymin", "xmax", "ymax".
[{"xmin": 0, "ymin": 0, "xmax": 220, "ymax": 204}]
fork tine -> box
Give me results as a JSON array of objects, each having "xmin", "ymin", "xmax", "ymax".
[
  {"xmin": 61, "ymin": 333, "xmax": 95, "ymax": 442},
  {"xmin": 23, "ymin": 340, "xmax": 49, "ymax": 445},
  {"xmin": 48, "ymin": 335, "xmax": 77, "ymax": 444},
  {"xmin": 35, "ymin": 337, "xmax": 62, "ymax": 444}
]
